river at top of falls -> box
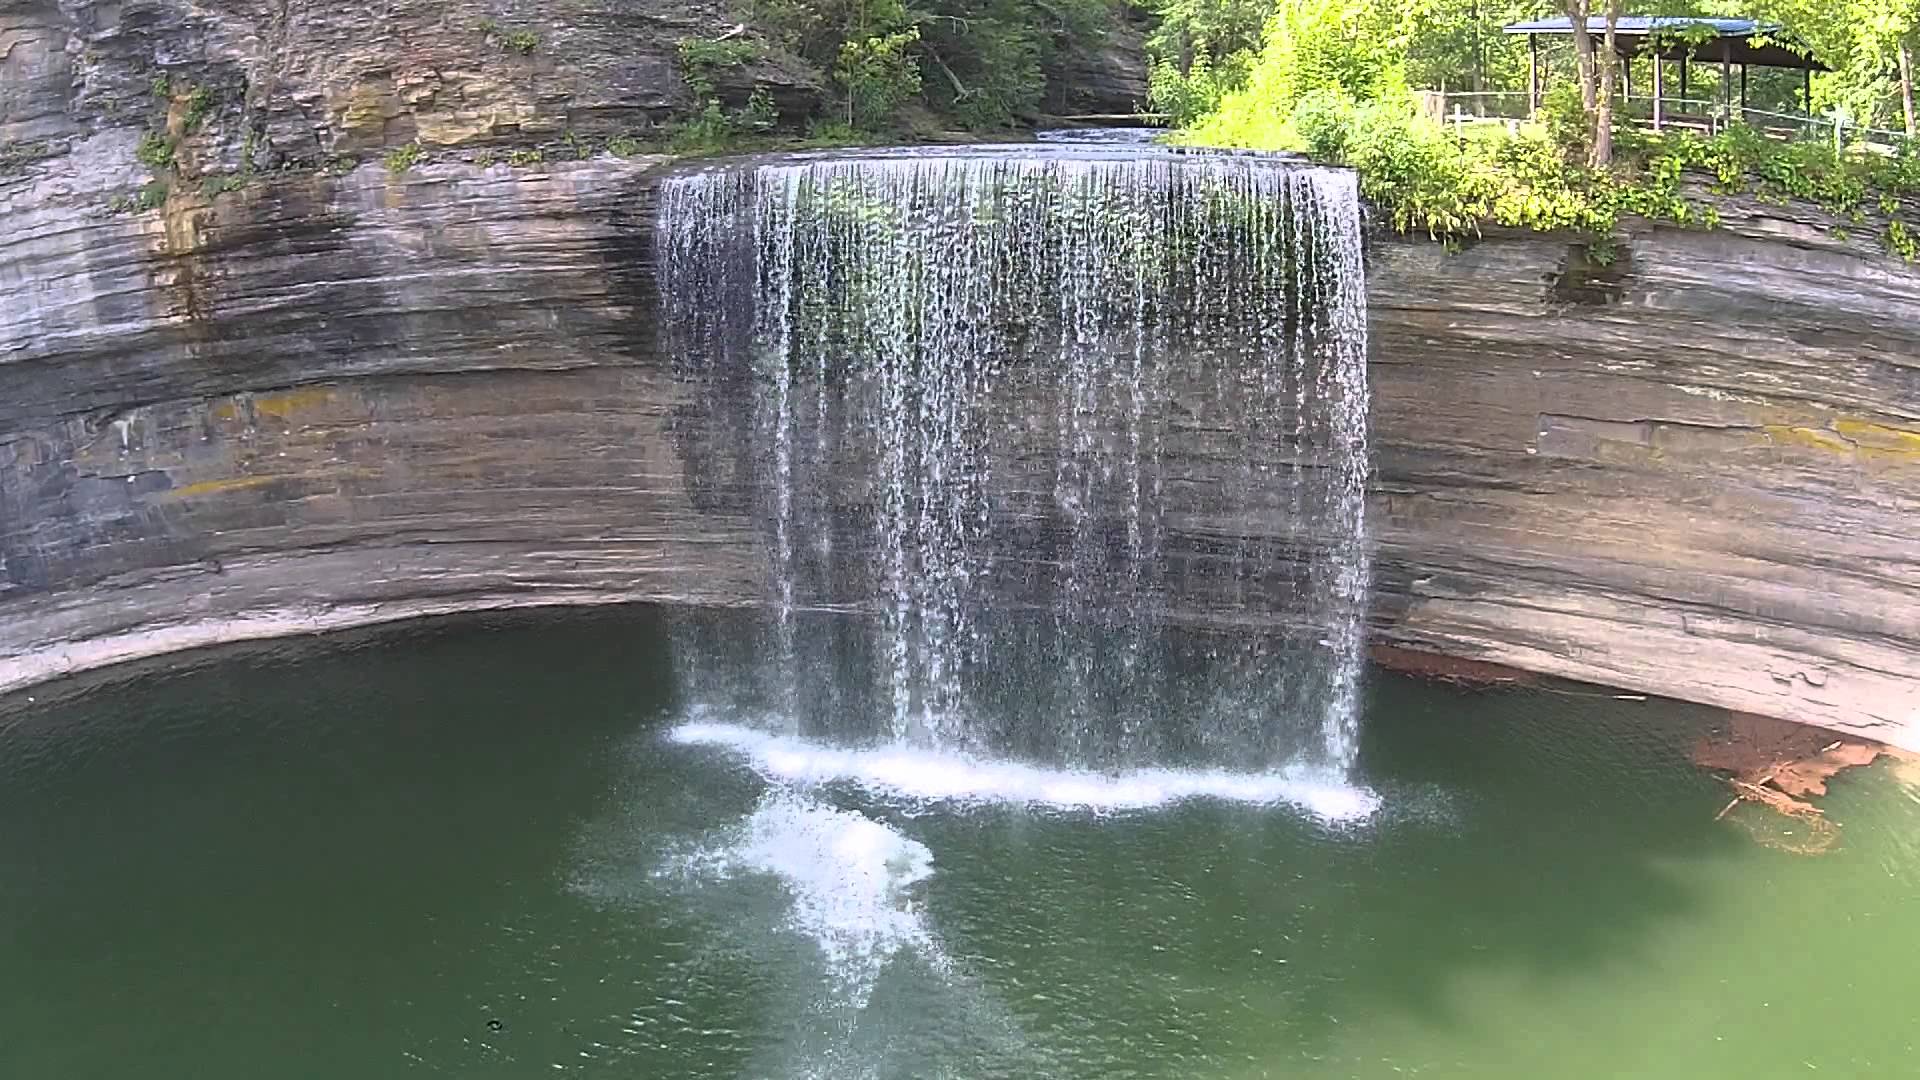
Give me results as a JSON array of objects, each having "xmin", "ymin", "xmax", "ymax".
[{"xmin": 657, "ymin": 142, "xmax": 1372, "ymax": 789}]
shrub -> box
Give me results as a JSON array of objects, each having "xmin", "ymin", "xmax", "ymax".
[
  {"xmin": 477, "ymin": 19, "xmax": 538, "ymax": 54},
  {"xmin": 665, "ymin": 88, "xmax": 780, "ymax": 154},
  {"xmin": 384, "ymin": 142, "xmax": 426, "ymax": 174},
  {"xmin": 677, "ymin": 37, "xmax": 761, "ymax": 79},
  {"xmin": 835, "ymin": 29, "xmax": 922, "ymax": 131},
  {"xmin": 135, "ymin": 131, "xmax": 176, "ymax": 171},
  {"xmin": 183, "ymin": 85, "xmax": 215, "ymax": 132}
]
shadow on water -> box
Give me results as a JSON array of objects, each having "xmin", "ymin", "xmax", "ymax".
[
  {"xmin": 0, "ymin": 607, "xmax": 684, "ymax": 1078},
  {"xmin": 0, "ymin": 604, "xmax": 1755, "ymax": 1077}
]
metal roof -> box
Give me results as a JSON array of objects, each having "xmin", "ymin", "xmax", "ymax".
[
  {"xmin": 1505, "ymin": 17, "xmax": 1771, "ymax": 36},
  {"xmin": 1502, "ymin": 16, "xmax": 1829, "ymax": 71}
]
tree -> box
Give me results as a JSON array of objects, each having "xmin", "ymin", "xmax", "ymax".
[
  {"xmin": 1593, "ymin": 0, "xmax": 1622, "ymax": 166},
  {"xmin": 1565, "ymin": 0, "xmax": 1596, "ymax": 114},
  {"xmin": 1561, "ymin": 0, "xmax": 1625, "ymax": 165}
]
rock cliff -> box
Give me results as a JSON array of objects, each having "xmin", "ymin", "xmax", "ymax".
[
  {"xmin": 2, "ymin": 150, "xmax": 1913, "ymax": 747},
  {"xmin": 1, "ymin": 1, "xmax": 1914, "ymax": 747},
  {"xmin": 1367, "ymin": 206, "xmax": 1919, "ymax": 745}
]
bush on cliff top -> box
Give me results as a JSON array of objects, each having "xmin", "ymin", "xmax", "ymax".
[
  {"xmin": 680, "ymin": 0, "xmax": 1124, "ymax": 137},
  {"xmin": 1185, "ymin": 81, "xmax": 1920, "ymax": 256}
]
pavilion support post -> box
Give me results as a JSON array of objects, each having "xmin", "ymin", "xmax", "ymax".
[
  {"xmin": 1652, "ymin": 56, "xmax": 1664, "ymax": 131},
  {"xmin": 1721, "ymin": 54, "xmax": 1732, "ymax": 129},
  {"xmin": 1741, "ymin": 64, "xmax": 1748, "ymax": 113},
  {"xmin": 1623, "ymin": 55, "xmax": 1631, "ymax": 102},
  {"xmin": 1529, "ymin": 34, "xmax": 1541, "ymax": 119},
  {"xmin": 1679, "ymin": 55, "xmax": 1688, "ymax": 104},
  {"xmin": 1804, "ymin": 68, "xmax": 1812, "ymax": 116}
]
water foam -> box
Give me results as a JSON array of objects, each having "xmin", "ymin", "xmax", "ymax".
[
  {"xmin": 670, "ymin": 720, "xmax": 1381, "ymax": 823},
  {"xmin": 660, "ymin": 788, "xmax": 945, "ymax": 1007}
]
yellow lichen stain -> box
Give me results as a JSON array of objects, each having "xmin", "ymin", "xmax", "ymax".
[
  {"xmin": 250, "ymin": 387, "xmax": 335, "ymax": 420},
  {"xmin": 167, "ymin": 475, "xmax": 278, "ymax": 499},
  {"xmin": 1765, "ymin": 418, "xmax": 1920, "ymax": 466},
  {"xmin": 1763, "ymin": 424, "xmax": 1856, "ymax": 454},
  {"xmin": 207, "ymin": 388, "xmax": 337, "ymax": 426},
  {"xmin": 1833, "ymin": 418, "xmax": 1920, "ymax": 462}
]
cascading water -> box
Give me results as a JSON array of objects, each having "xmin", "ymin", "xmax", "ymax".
[{"xmin": 659, "ymin": 144, "xmax": 1372, "ymax": 781}]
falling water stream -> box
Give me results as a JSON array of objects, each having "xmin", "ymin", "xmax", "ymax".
[{"xmin": 659, "ymin": 144, "xmax": 1372, "ymax": 777}]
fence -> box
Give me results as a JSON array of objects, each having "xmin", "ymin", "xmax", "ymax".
[{"xmin": 1430, "ymin": 91, "xmax": 1912, "ymax": 150}]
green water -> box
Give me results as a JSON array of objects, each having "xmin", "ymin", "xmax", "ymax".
[{"xmin": 0, "ymin": 607, "xmax": 1914, "ymax": 1078}]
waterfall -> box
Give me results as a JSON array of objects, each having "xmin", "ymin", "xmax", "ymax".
[{"xmin": 659, "ymin": 146, "xmax": 1372, "ymax": 776}]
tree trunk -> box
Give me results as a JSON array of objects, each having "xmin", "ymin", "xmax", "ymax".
[
  {"xmin": 1567, "ymin": 0, "xmax": 1597, "ymax": 114},
  {"xmin": 1901, "ymin": 39, "xmax": 1917, "ymax": 139},
  {"xmin": 1593, "ymin": 0, "xmax": 1622, "ymax": 167}
]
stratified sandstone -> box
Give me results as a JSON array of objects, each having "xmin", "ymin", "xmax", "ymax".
[{"xmin": 1366, "ymin": 203, "xmax": 1919, "ymax": 745}]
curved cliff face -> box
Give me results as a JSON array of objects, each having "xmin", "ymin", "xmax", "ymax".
[
  {"xmin": 1367, "ymin": 206, "xmax": 1919, "ymax": 744},
  {"xmin": 1, "ymin": 154, "xmax": 1915, "ymax": 740},
  {"xmin": 2, "ymin": 156, "xmax": 773, "ymax": 688}
]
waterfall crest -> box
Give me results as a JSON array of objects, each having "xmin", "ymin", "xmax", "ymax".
[{"xmin": 660, "ymin": 145, "xmax": 1372, "ymax": 775}]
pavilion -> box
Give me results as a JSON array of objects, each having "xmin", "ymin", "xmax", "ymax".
[{"xmin": 1502, "ymin": 16, "xmax": 1829, "ymax": 129}]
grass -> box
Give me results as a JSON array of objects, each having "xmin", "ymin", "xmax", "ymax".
[
  {"xmin": 107, "ymin": 183, "xmax": 169, "ymax": 214},
  {"xmin": 478, "ymin": 19, "xmax": 539, "ymax": 55}
]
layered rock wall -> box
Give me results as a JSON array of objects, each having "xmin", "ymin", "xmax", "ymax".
[
  {"xmin": 0, "ymin": 135, "xmax": 1914, "ymax": 742},
  {"xmin": 1367, "ymin": 207, "xmax": 1919, "ymax": 743}
]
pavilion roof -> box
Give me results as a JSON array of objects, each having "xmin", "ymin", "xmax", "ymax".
[{"xmin": 1502, "ymin": 16, "xmax": 1831, "ymax": 72}]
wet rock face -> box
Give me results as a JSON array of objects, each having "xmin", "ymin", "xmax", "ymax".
[{"xmin": 0, "ymin": 144, "xmax": 1915, "ymax": 748}]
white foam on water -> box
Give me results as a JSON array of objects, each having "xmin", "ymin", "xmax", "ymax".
[
  {"xmin": 669, "ymin": 720, "xmax": 1381, "ymax": 823},
  {"xmin": 661, "ymin": 787, "xmax": 945, "ymax": 1008}
]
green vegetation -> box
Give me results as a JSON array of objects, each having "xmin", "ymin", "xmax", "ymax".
[
  {"xmin": 183, "ymin": 85, "xmax": 216, "ymax": 133},
  {"xmin": 136, "ymin": 131, "xmax": 176, "ymax": 171},
  {"xmin": 384, "ymin": 142, "xmax": 426, "ymax": 174},
  {"xmin": 200, "ymin": 173, "xmax": 249, "ymax": 197},
  {"xmin": 835, "ymin": 29, "xmax": 923, "ymax": 129},
  {"xmin": 696, "ymin": 0, "xmax": 1119, "ymax": 136},
  {"xmin": 665, "ymin": 89, "xmax": 781, "ymax": 154},
  {"xmin": 0, "ymin": 139, "xmax": 55, "ymax": 174},
  {"xmin": 507, "ymin": 147, "xmax": 546, "ymax": 167},
  {"xmin": 678, "ymin": 37, "xmax": 761, "ymax": 73},
  {"xmin": 478, "ymin": 19, "xmax": 540, "ymax": 54},
  {"xmin": 107, "ymin": 183, "xmax": 169, "ymax": 215},
  {"xmin": 1168, "ymin": 0, "xmax": 1920, "ymax": 256}
]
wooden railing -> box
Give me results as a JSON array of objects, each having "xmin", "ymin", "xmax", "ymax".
[{"xmin": 1429, "ymin": 91, "xmax": 1912, "ymax": 150}]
